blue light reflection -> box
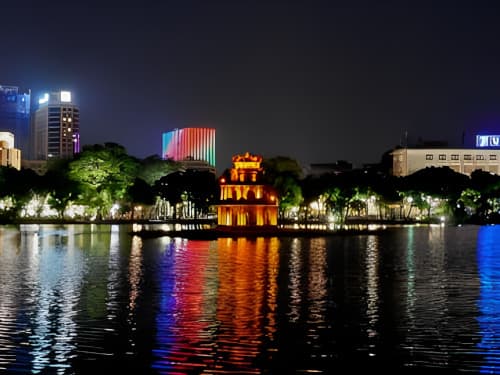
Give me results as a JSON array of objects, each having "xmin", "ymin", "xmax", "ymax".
[{"xmin": 477, "ymin": 225, "xmax": 500, "ymax": 374}]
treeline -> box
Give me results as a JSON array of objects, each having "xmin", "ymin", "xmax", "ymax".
[
  {"xmin": 0, "ymin": 143, "xmax": 218, "ymax": 221},
  {"xmin": 1, "ymin": 146, "xmax": 500, "ymax": 224},
  {"xmin": 263, "ymin": 156, "xmax": 500, "ymax": 224}
]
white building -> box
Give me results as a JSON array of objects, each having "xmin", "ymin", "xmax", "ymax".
[
  {"xmin": 0, "ymin": 131, "xmax": 21, "ymax": 170},
  {"xmin": 392, "ymin": 148, "xmax": 500, "ymax": 177}
]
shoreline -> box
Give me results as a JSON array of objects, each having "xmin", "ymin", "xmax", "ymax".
[
  {"xmin": 131, "ymin": 225, "xmax": 393, "ymax": 240},
  {"xmin": 5, "ymin": 217, "xmax": 451, "ymax": 226},
  {"xmin": 4, "ymin": 219, "xmax": 496, "ymax": 241}
]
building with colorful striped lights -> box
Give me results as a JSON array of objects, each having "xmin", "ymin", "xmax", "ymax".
[
  {"xmin": 217, "ymin": 152, "xmax": 278, "ymax": 227},
  {"xmin": 162, "ymin": 127, "xmax": 216, "ymax": 168}
]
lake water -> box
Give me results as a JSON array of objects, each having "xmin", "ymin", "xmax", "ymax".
[{"xmin": 0, "ymin": 224, "xmax": 499, "ymax": 374}]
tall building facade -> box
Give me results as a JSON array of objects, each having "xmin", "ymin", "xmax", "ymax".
[
  {"xmin": 162, "ymin": 127, "xmax": 216, "ymax": 167},
  {"xmin": 32, "ymin": 91, "xmax": 80, "ymax": 160},
  {"xmin": 0, "ymin": 85, "xmax": 31, "ymax": 157}
]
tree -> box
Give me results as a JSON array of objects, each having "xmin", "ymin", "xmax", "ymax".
[
  {"xmin": 262, "ymin": 156, "xmax": 303, "ymax": 219},
  {"xmin": 0, "ymin": 167, "xmax": 43, "ymax": 218},
  {"xmin": 403, "ymin": 166, "xmax": 469, "ymax": 199},
  {"xmin": 299, "ymin": 175, "xmax": 323, "ymax": 222},
  {"xmin": 127, "ymin": 178, "xmax": 156, "ymax": 219},
  {"xmin": 45, "ymin": 170, "xmax": 81, "ymax": 219},
  {"xmin": 401, "ymin": 167, "xmax": 470, "ymax": 221},
  {"xmin": 182, "ymin": 170, "xmax": 218, "ymax": 218},
  {"xmin": 468, "ymin": 170, "xmax": 500, "ymax": 222},
  {"xmin": 138, "ymin": 155, "xmax": 181, "ymax": 186},
  {"xmin": 275, "ymin": 175, "xmax": 303, "ymax": 218},
  {"xmin": 69, "ymin": 143, "xmax": 139, "ymax": 219},
  {"xmin": 323, "ymin": 183, "xmax": 355, "ymax": 224},
  {"xmin": 262, "ymin": 156, "xmax": 303, "ymax": 180},
  {"xmin": 155, "ymin": 171, "xmax": 186, "ymax": 219},
  {"xmin": 457, "ymin": 188, "xmax": 481, "ymax": 218},
  {"xmin": 44, "ymin": 158, "xmax": 81, "ymax": 219}
]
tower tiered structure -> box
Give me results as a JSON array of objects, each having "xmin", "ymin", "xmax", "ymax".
[{"xmin": 217, "ymin": 152, "xmax": 278, "ymax": 227}]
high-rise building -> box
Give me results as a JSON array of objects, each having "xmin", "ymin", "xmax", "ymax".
[
  {"xmin": 0, "ymin": 85, "xmax": 31, "ymax": 157},
  {"xmin": 162, "ymin": 127, "xmax": 216, "ymax": 167},
  {"xmin": 32, "ymin": 91, "xmax": 80, "ymax": 160},
  {"xmin": 0, "ymin": 131, "xmax": 21, "ymax": 170}
]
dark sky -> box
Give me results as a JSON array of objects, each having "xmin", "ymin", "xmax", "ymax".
[{"xmin": 2, "ymin": 0, "xmax": 500, "ymax": 171}]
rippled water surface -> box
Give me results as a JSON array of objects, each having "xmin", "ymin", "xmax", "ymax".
[{"xmin": 0, "ymin": 224, "xmax": 499, "ymax": 374}]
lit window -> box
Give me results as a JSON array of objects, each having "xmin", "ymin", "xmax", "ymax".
[
  {"xmin": 426, "ymin": 154, "xmax": 433, "ymax": 160},
  {"xmin": 476, "ymin": 155, "xmax": 485, "ymax": 160},
  {"xmin": 464, "ymin": 155, "xmax": 472, "ymax": 160},
  {"xmin": 451, "ymin": 154, "xmax": 459, "ymax": 160},
  {"xmin": 439, "ymin": 154, "xmax": 446, "ymax": 160},
  {"xmin": 490, "ymin": 155, "xmax": 497, "ymax": 160}
]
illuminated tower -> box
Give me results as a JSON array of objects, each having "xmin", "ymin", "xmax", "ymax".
[
  {"xmin": 32, "ymin": 91, "xmax": 80, "ymax": 160},
  {"xmin": 162, "ymin": 127, "xmax": 216, "ymax": 167},
  {"xmin": 0, "ymin": 85, "xmax": 31, "ymax": 157},
  {"xmin": 217, "ymin": 152, "xmax": 278, "ymax": 227}
]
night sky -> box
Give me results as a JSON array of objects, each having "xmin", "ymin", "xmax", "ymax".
[{"xmin": 2, "ymin": 0, "xmax": 500, "ymax": 171}]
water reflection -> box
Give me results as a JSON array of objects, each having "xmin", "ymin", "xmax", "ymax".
[
  {"xmin": 0, "ymin": 224, "xmax": 493, "ymax": 373},
  {"xmin": 477, "ymin": 225, "xmax": 500, "ymax": 374},
  {"xmin": 405, "ymin": 226, "xmax": 416, "ymax": 329},
  {"xmin": 288, "ymin": 238, "xmax": 303, "ymax": 322},
  {"xmin": 153, "ymin": 238, "xmax": 219, "ymax": 373},
  {"xmin": 307, "ymin": 238, "xmax": 328, "ymax": 353},
  {"xmin": 127, "ymin": 235, "xmax": 143, "ymax": 351},
  {"xmin": 27, "ymin": 226, "xmax": 84, "ymax": 373},
  {"xmin": 106, "ymin": 225, "xmax": 121, "ymax": 322},
  {"xmin": 0, "ymin": 227, "xmax": 22, "ymax": 371},
  {"xmin": 153, "ymin": 236, "xmax": 279, "ymax": 374},
  {"xmin": 365, "ymin": 235, "xmax": 379, "ymax": 353}
]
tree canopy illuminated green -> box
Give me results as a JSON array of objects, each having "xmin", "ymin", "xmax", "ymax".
[
  {"xmin": 262, "ymin": 156, "xmax": 303, "ymax": 218},
  {"xmin": 68, "ymin": 143, "xmax": 140, "ymax": 219}
]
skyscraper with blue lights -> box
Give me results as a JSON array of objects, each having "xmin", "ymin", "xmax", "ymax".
[{"xmin": 0, "ymin": 85, "xmax": 31, "ymax": 157}]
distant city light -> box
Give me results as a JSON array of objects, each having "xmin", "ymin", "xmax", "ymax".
[
  {"xmin": 476, "ymin": 135, "xmax": 500, "ymax": 148},
  {"xmin": 38, "ymin": 93, "xmax": 49, "ymax": 105},
  {"xmin": 60, "ymin": 91, "xmax": 71, "ymax": 102}
]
